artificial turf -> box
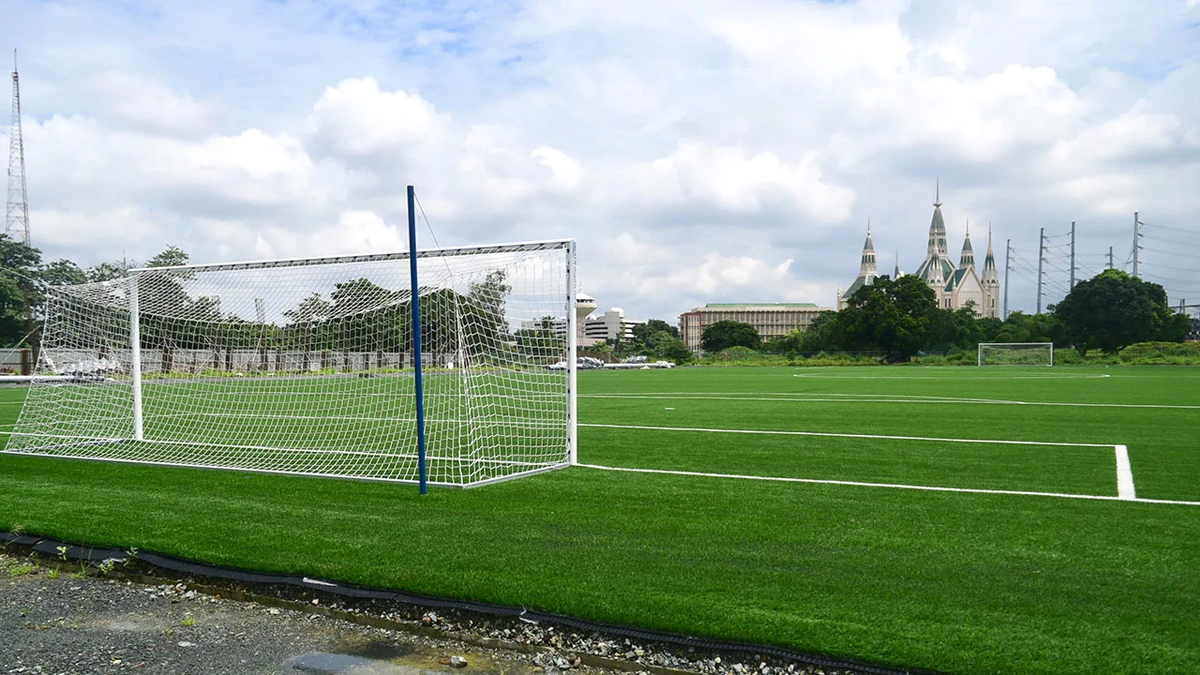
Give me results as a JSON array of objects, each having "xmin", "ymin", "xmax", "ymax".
[{"xmin": 1, "ymin": 365, "xmax": 1198, "ymax": 674}]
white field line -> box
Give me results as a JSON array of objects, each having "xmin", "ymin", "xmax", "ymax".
[
  {"xmin": 577, "ymin": 464, "xmax": 1200, "ymax": 507},
  {"xmin": 790, "ymin": 372, "xmax": 1109, "ymax": 380},
  {"xmin": 581, "ymin": 393, "xmax": 1200, "ymax": 411},
  {"xmin": 1115, "ymin": 445, "xmax": 1136, "ymax": 500},
  {"xmin": 579, "ymin": 422, "xmax": 1113, "ymax": 447},
  {"xmin": 2, "ymin": 433, "xmax": 556, "ymax": 467}
]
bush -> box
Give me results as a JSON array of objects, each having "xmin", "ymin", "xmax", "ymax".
[{"xmin": 1118, "ymin": 341, "xmax": 1200, "ymax": 364}]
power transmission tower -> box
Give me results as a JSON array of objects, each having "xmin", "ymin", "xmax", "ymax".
[
  {"xmin": 1003, "ymin": 238, "xmax": 1011, "ymax": 320},
  {"xmin": 1069, "ymin": 221, "xmax": 1076, "ymax": 289},
  {"xmin": 6, "ymin": 49, "xmax": 29, "ymax": 246},
  {"xmin": 1107, "ymin": 246, "xmax": 1114, "ymax": 270},
  {"xmin": 1036, "ymin": 227, "xmax": 1045, "ymax": 314},
  {"xmin": 1132, "ymin": 212, "xmax": 1142, "ymax": 278}
]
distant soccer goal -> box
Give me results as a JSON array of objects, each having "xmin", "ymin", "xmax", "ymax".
[
  {"xmin": 4, "ymin": 240, "xmax": 578, "ymax": 488},
  {"xmin": 978, "ymin": 342, "xmax": 1054, "ymax": 367}
]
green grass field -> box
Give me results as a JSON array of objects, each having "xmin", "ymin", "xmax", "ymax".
[{"xmin": 2, "ymin": 365, "xmax": 1199, "ymax": 674}]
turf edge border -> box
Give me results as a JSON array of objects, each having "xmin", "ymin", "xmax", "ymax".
[{"xmin": 0, "ymin": 530, "xmax": 939, "ymax": 675}]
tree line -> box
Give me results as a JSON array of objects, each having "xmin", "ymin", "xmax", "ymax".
[
  {"xmin": 700, "ymin": 270, "xmax": 1190, "ymax": 362},
  {"xmin": 583, "ymin": 319, "xmax": 695, "ymax": 364},
  {"xmin": 0, "ymin": 237, "xmax": 544, "ymax": 370}
]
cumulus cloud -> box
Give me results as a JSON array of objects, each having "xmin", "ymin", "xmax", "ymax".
[{"xmin": 3, "ymin": 0, "xmax": 1198, "ymax": 321}]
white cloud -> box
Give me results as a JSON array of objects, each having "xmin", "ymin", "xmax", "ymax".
[
  {"xmin": 308, "ymin": 78, "xmax": 451, "ymax": 159},
  {"xmin": 3, "ymin": 0, "xmax": 1198, "ymax": 320},
  {"xmin": 623, "ymin": 142, "xmax": 855, "ymax": 220}
]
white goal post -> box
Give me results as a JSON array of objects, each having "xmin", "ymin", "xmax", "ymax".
[
  {"xmin": 977, "ymin": 342, "xmax": 1055, "ymax": 366},
  {"xmin": 4, "ymin": 240, "xmax": 578, "ymax": 488}
]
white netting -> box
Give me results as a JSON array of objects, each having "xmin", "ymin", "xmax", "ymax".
[
  {"xmin": 977, "ymin": 342, "xmax": 1054, "ymax": 366},
  {"xmin": 5, "ymin": 242, "xmax": 575, "ymax": 487}
]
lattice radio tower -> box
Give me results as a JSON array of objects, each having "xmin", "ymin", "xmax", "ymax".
[{"xmin": 6, "ymin": 48, "xmax": 30, "ymax": 246}]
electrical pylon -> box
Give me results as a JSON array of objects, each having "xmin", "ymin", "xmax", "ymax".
[{"xmin": 6, "ymin": 48, "xmax": 30, "ymax": 246}]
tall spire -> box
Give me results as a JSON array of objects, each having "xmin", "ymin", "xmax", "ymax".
[
  {"xmin": 926, "ymin": 182, "xmax": 948, "ymax": 258},
  {"xmin": 982, "ymin": 223, "xmax": 998, "ymax": 279},
  {"xmin": 893, "ymin": 251, "xmax": 900, "ymax": 279},
  {"xmin": 959, "ymin": 218, "xmax": 975, "ymax": 269},
  {"xmin": 934, "ymin": 177, "xmax": 941, "ymax": 208},
  {"xmin": 6, "ymin": 48, "xmax": 30, "ymax": 246},
  {"xmin": 860, "ymin": 218, "xmax": 877, "ymax": 277}
]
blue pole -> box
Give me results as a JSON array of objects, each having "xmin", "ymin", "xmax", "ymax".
[{"xmin": 408, "ymin": 185, "xmax": 428, "ymax": 494}]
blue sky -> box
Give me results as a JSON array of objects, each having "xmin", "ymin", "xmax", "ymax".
[{"xmin": 4, "ymin": 0, "xmax": 1199, "ymax": 320}]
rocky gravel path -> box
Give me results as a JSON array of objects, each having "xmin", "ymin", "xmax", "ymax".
[{"xmin": 0, "ymin": 550, "xmax": 883, "ymax": 675}]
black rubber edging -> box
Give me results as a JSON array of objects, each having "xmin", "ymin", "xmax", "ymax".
[{"xmin": 1, "ymin": 530, "xmax": 938, "ymax": 675}]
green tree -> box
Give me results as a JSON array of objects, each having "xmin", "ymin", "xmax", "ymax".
[
  {"xmin": 146, "ymin": 245, "xmax": 189, "ymax": 269},
  {"xmin": 87, "ymin": 261, "xmax": 131, "ymax": 282},
  {"xmin": 799, "ymin": 311, "xmax": 842, "ymax": 353},
  {"xmin": 40, "ymin": 259, "xmax": 87, "ymax": 287},
  {"xmin": 0, "ymin": 234, "xmax": 43, "ymax": 346},
  {"xmin": 633, "ymin": 319, "xmax": 679, "ymax": 341},
  {"xmin": 701, "ymin": 320, "xmax": 760, "ymax": 353},
  {"xmin": 647, "ymin": 331, "xmax": 694, "ymax": 364},
  {"xmin": 1053, "ymin": 269, "xmax": 1189, "ymax": 355},
  {"xmin": 840, "ymin": 275, "xmax": 936, "ymax": 362}
]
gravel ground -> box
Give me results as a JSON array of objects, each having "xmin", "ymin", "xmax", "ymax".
[{"xmin": 0, "ymin": 550, "xmax": 885, "ymax": 675}]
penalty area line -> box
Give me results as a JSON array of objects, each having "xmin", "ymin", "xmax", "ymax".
[
  {"xmin": 579, "ymin": 422, "xmax": 1113, "ymax": 447},
  {"xmin": 1116, "ymin": 445, "xmax": 1136, "ymax": 500},
  {"xmin": 576, "ymin": 464, "xmax": 1200, "ymax": 507}
]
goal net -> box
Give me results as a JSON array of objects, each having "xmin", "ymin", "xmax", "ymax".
[
  {"xmin": 977, "ymin": 342, "xmax": 1054, "ymax": 366},
  {"xmin": 4, "ymin": 241, "xmax": 577, "ymax": 488}
]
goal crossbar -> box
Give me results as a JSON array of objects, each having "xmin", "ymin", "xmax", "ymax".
[{"xmin": 127, "ymin": 240, "xmax": 574, "ymax": 275}]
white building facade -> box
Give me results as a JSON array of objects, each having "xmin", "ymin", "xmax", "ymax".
[{"xmin": 583, "ymin": 307, "xmax": 644, "ymax": 343}]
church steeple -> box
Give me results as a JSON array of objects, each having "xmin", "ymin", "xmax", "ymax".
[
  {"xmin": 893, "ymin": 251, "xmax": 900, "ymax": 279},
  {"xmin": 926, "ymin": 181, "xmax": 948, "ymax": 257},
  {"xmin": 982, "ymin": 224, "xmax": 998, "ymax": 282},
  {"xmin": 959, "ymin": 219, "xmax": 975, "ymax": 269},
  {"xmin": 860, "ymin": 218, "xmax": 877, "ymax": 277},
  {"xmin": 980, "ymin": 223, "xmax": 1001, "ymax": 319}
]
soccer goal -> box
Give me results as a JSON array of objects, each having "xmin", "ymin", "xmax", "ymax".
[
  {"xmin": 977, "ymin": 342, "xmax": 1054, "ymax": 366},
  {"xmin": 4, "ymin": 240, "xmax": 578, "ymax": 488}
]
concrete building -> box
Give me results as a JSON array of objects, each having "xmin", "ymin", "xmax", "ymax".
[
  {"xmin": 678, "ymin": 303, "xmax": 831, "ymax": 353},
  {"xmin": 583, "ymin": 307, "xmax": 644, "ymax": 344}
]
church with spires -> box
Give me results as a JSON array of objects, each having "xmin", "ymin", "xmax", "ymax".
[{"xmin": 838, "ymin": 185, "xmax": 1001, "ymax": 318}]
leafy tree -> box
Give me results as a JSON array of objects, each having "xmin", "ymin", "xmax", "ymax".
[
  {"xmin": 761, "ymin": 329, "xmax": 804, "ymax": 355},
  {"xmin": 799, "ymin": 311, "xmax": 842, "ymax": 353},
  {"xmin": 647, "ymin": 331, "xmax": 693, "ymax": 364},
  {"xmin": 0, "ymin": 234, "xmax": 42, "ymax": 346},
  {"xmin": 87, "ymin": 261, "xmax": 132, "ymax": 282},
  {"xmin": 40, "ymin": 259, "xmax": 87, "ymax": 287},
  {"xmin": 135, "ymin": 246, "xmax": 224, "ymax": 370},
  {"xmin": 1053, "ymin": 269, "xmax": 1190, "ymax": 355},
  {"xmin": 840, "ymin": 275, "xmax": 936, "ymax": 362},
  {"xmin": 515, "ymin": 316, "xmax": 564, "ymax": 352},
  {"xmin": 146, "ymin": 245, "xmax": 189, "ymax": 269},
  {"xmin": 633, "ymin": 319, "xmax": 679, "ymax": 341},
  {"xmin": 701, "ymin": 320, "xmax": 760, "ymax": 353}
]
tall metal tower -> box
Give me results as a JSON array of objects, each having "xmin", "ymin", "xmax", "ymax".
[{"xmin": 6, "ymin": 49, "xmax": 30, "ymax": 246}]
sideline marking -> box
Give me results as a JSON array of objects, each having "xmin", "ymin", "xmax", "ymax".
[
  {"xmin": 577, "ymin": 464, "xmax": 1200, "ymax": 507},
  {"xmin": 581, "ymin": 393, "xmax": 1200, "ymax": 411},
  {"xmin": 1115, "ymin": 445, "xmax": 1136, "ymax": 500},
  {"xmin": 790, "ymin": 372, "xmax": 1110, "ymax": 380},
  {"xmin": 580, "ymin": 422, "xmax": 1112, "ymax": 447}
]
